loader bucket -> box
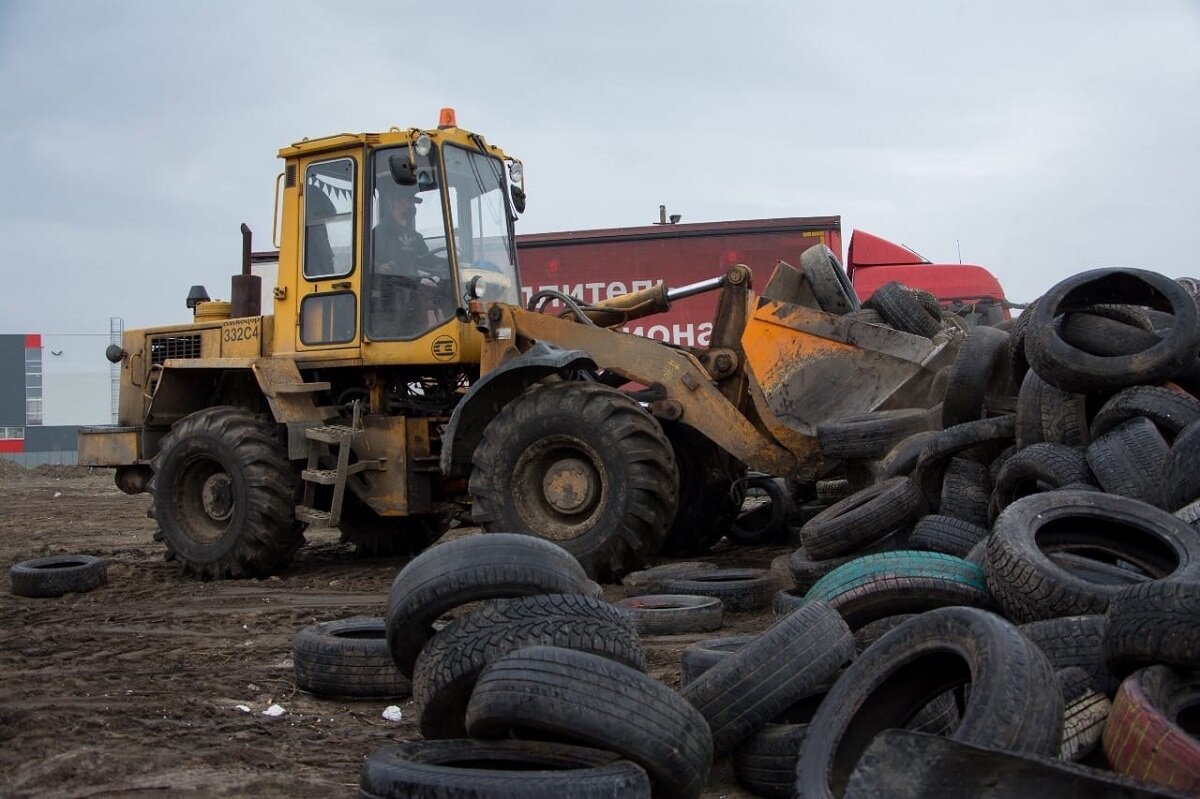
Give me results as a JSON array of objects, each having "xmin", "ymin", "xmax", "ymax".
[{"xmin": 741, "ymin": 295, "xmax": 957, "ymax": 436}]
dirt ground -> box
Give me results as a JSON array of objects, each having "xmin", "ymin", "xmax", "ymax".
[{"xmin": 1, "ymin": 464, "xmax": 781, "ymax": 798}]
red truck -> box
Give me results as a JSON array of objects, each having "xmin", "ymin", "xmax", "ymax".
[{"xmin": 515, "ymin": 218, "xmax": 1012, "ymax": 345}]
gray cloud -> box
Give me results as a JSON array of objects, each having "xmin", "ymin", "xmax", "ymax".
[{"xmin": 1, "ymin": 0, "xmax": 1197, "ymax": 339}]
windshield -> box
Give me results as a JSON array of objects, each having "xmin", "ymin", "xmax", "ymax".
[
  {"xmin": 442, "ymin": 144, "xmax": 521, "ymax": 305},
  {"xmin": 365, "ymin": 145, "xmax": 455, "ymax": 340}
]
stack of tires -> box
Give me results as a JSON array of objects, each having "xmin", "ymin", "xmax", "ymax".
[
  {"xmin": 760, "ymin": 267, "xmax": 1200, "ymax": 795},
  {"xmin": 358, "ymin": 533, "xmax": 683, "ymax": 798}
]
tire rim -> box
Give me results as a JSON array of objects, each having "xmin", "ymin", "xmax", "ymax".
[
  {"xmin": 512, "ymin": 436, "xmax": 607, "ymax": 541},
  {"xmin": 173, "ymin": 454, "xmax": 236, "ymax": 543}
]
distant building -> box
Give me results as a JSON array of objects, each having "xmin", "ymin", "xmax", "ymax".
[{"xmin": 0, "ymin": 333, "xmax": 112, "ymax": 466}]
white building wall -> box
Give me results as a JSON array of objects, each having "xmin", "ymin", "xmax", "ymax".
[{"xmin": 40, "ymin": 334, "xmax": 111, "ymax": 426}]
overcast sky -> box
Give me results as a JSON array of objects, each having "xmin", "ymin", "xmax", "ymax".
[{"xmin": 1, "ymin": 0, "xmax": 1197, "ymax": 340}]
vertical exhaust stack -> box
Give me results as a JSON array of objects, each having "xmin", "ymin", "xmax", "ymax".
[{"xmin": 230, "ymin": 223, "xmax": 262, "ymax": 318}]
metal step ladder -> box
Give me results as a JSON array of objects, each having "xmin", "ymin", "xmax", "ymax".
[{"xmin": 294, "ymin": 403, "xmax": 384, "ymax": 527}]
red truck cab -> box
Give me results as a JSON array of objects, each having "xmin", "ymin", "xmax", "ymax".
[{"xmin": 847, "ymin": 230, "xmax": 1011, "ymax": 326}]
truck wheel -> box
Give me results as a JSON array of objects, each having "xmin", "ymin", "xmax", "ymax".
[
  {"xmin": 338, "ymin": 493, "xmax": 449, "ymax": 557},
  {"xmin": 469, "ymin": 382, "xmax": 679, "ymax": 581},
  {"xmin": 149, "ymin": 406, "xmax": 301, "ymax": 579}
]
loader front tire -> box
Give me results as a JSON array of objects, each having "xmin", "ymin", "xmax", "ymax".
[
  {"xmin": 469, "ymin": 382, "xmax": 679, "ymax": 582},
  {"xmin": 150, "ymin": 406, "xmax": 302, "ymax": 579}
]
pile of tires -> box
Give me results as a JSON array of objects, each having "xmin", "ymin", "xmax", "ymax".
[{"xmin": 759, "ymin": 267, "xmax": 1200, "ymax": 795}]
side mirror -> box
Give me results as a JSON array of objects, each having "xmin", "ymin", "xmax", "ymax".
[
  {"xmin": 388, "ymin": 155, "xmax": 417, "ymax": 186},
  {"xmin": 511, "ymin": 185, "xmax": 526, "ymax": 214}
]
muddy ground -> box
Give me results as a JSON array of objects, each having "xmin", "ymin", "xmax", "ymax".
[{"xmin": 0, "ymin": 464, "xmax": 781, "ymax": 798}]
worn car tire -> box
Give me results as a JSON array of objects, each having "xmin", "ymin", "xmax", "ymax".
[
  {"xmin": 1085, "ymin": 417, "xmax": 1171, "ymax": 508},
  {"xmin": 1164, "ymin": 419, "xmax": 1200, "ymax": 511},
  {"xmin": 799, "ymin": 478, "xmax": 927, "ymax": 560},
  {"xmin": 293, "ymin": 617, "xmax": 410, "ymax": 699},
  {"xmin": 1025, "ymin": 268, "xmax": 1200, "ymax": 393},
  {"xmin": 469, "ymin": 381, "xmax": 679, "ymax": 582},
  {"xmin": 412, "ymin": 593, "xmax": 644, "ymax": 739},
  {"xmin": 659, "ymin": 567, "xmax": 779, "ymax": 612},
  {"xmin": 358, "ymin": 739, "xmax": 651, "ymax": 799},
  {"xmin": 384, "ymin": 533, "xmax": 592, "ymax": 678},
  {"xmin": 992, "ymin": 442, "xmax": 1094, "ymax": 517},
  {"xmin": 733, "ymin": 723, "xmax": 810, "ymax": 799},
  {"xmin": 679, "ymin": 635, "xmax": 755, "ymax": 687},
  {"xmin": 864, "ymin": 281, "xmax": 943, "ymax": 338},
  {"xmin": 802, "ymin": 550, "xmax": 994, "ymax": 630},
  {"xmin": 1091, "ymin": 385, "xmax": 1200, "ymax": 442},
  {"xmin": 728, "ymin": 476, "xmax": 792, "ymax": 546},
  {"xmin": 465, "ymin": 645, "xmax": 713, "ymax": 799},
  {"xmin": 937, "ymin": 457, "xmax": 991, "ymax": 527},
  {"xmin": 899, "ymin": 515, "xmax": 988, "ymax": 557},
  {"xmin": 8, "ymin": 554, "xmax": 107, "ymax": 598},
  {"xmin": 985, "ymin": 491, "xmax": 1200, "ymax": 623},
  {"xmin": 614, "ymin": 594, "xmax": 724, "ymax": 635},
  {"xmin": 817, "ymin": 409, "xmax": 933, "ymax": 461},
  {"xmin": 1102, "ymin": 666, "xmax": 1200, "ymax": 795},
  {"xmin": 941, "ymin": 326, "xmax": 1012, "ymax": 427},
  {"xmin": 801, "ymin": 244, "xmax": 860, "ymax": 315},
  {"xmin": 794, "ymin": 606, "xmax": 1064, "ymax": 798},
  {"xmin": 681, "ymin": 601, "xmax": 853, "ymax": 753},
  {"xmin": 1104, "ymin": 580, "xmax": 1200, "ymax": 675},
  {"xmin": 1020, "ymin": 615, "xmax": 1120, "ymax": 696},
  {"xmin": 621, "ymin": 561, "xmax": 717, "ymax": 597}
]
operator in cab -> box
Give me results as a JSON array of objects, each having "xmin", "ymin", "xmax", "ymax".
[{"xmin": 371, "ymin": 182, "xmax": 453, "ymax": 337}]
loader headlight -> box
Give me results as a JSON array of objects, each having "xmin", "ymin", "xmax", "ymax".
[
  {"xmin": 509, "ymin": 160, "xmax": 523, "ymax": 184},
  {"xmin": 414, "ymin": 133, "xmax": 432, "ymax": 157}
]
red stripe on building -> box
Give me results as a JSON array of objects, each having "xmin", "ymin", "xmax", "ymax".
[
  {"xmin": 24, "ymin": 333, "xmax": 40, "ymax": 348},
  {"xmin": 0, "ymin": 440, "xmax": 24, "ymax": 453}
]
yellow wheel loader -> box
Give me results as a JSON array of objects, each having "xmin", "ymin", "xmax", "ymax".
[{"xmin": 80, "ymin": 109, "xmax": 958, "ymax": 581}]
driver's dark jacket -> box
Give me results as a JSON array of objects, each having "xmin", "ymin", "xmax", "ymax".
[{"xmin": 373, "ymin": 222, "xmax": 431, "ymax": 274}]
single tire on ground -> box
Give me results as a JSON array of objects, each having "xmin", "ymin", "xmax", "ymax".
[
  {"xmin": 658, "ymin": 568, "xmax": 779, "ymax": 612},
  {"xmin": 465, "ymin": 645, "xmax": 713, "ymax": 799},
  {"xmin": 412, "ymin": 593, "xmax": 645, "ymax": 739},
  {"xmin": 615, "ymin": 594, "xmax": 724, "ymax": 635},
  {"xmin": 384, "ymin": 533, "xmax": 593, "ymax": 678},
  {"xmin": 149, "ymin": 406, "xmax": 302, "ymax": 579},
  {"xmin": 621, "ymin": 561, "xmax": 717, "ymax": 597},
  {"xmin": 293, "ymin": 617, "xmax": 411, "ymax": 698},
  {"xmin": 8, "ymin": 554, "xmax": 107, "ymax": 598},
  {"xmin": 358, "ymin": 739, "xmax": 651, "ymax": 799},
  {"xmin": 468, "ymin": 381, "xmax": 680, "ymax": 582},
  {"xmin": 794, "ymin": 606, "xmax": 1064, "ymax": 798}
]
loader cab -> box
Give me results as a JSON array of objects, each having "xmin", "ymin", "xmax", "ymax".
[{"xmin": 276, "ymin": 114, "xmax": 523, "ymax": 365}]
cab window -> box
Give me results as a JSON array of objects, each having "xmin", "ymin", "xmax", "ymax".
[{"xmin": 304, "ymin": 158, "xmax": 356, "ymax": 279}]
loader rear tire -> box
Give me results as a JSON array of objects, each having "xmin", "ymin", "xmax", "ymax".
[
  {"xmin": 469, "ymin": 382, "xmax": 679, "ymax": 582},
  {"xmin": 150, "ymin": 406, "xmax": 301, "ymax": 580}
]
